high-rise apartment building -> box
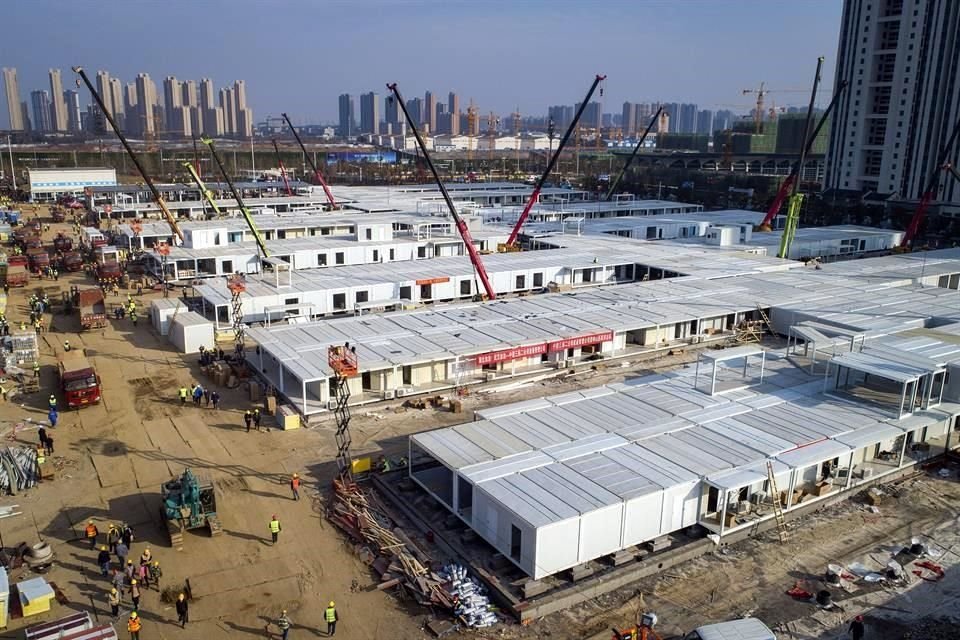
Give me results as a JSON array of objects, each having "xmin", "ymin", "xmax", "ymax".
[
  {"xmin": 448, "ymin": 92, "xmax": 460, "ymax": 135},
  {"xmin": 407, "ymin": 98, "xmax": 422, "ymax": 128},
  {"xmin": 220, "ymin": 87, "xmax": 236, "ymax": 136},
  {"xmin": 826, "ymin": 0, "xmax": 960, "ymax": 207},
  {"xmin": 622, "ymin": 102, "xmax": 637, "ymax": 137},
  {"xmin": 695, "ymin": 109, "xmax": 714, "ymax": 136},
  {"xmin": 199, "ymin": 78, "xmax": 223, "ymax": 136},
  {"xmin": 109, "ymin": 78, "xmax": 125, "ymax": 131},
  {"xmin": 63, "ymin": 90, "xmax": 81, "ymax": 132},
  {"xmin": 424, "ymin": 91, "xmax": 436, "ymax": 133},
  {"xmin": 2, "ymin": 68, "xmax": 24, "ymax": 130},
  {"xmin": 359, "ymin": 91, "xmax": 379, "ymax": 135},
  {"xmin": 547, "ymin": 105, "xmax": 574, "ymax": 130},
  {"xmin": 385, "ymin": 93, "xmax": 399, "ymax": 126},
  {"xmin": 678, "ymin": 103, "xmax": 698, "ymax": 134},
  {"xmin": 134, "ymin": 73, "xmax": 157, "ymax": 137},
  {"xmin": 48, "ymin": 69, "xmax": 67, "ymax": 131},
  {"xmin": 30, "ymin": 90, "xmax": 52, "ymax": 132},
  {"xmin": 163, "ymin": 76, "xmax": 184, "ymax": 136},
  {"xmin": 233, "ymin": 80, "xmax": 253, "ymax": 138},
  {"xmin": 338, "ymin": 93, "xmax": 355, "ymax": 138}
]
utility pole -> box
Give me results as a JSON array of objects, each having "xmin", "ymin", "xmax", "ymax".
[{"xmin": 6, "ymin": 136, "xmax": 15, "ymax": 190}]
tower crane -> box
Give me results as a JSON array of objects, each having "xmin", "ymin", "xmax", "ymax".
[
  {"xmin": 742, "ymin": 85, "xmax": 814, "ymax": 134},
  {"xmin": 778, "ymin": 57, "xmax": 824, "ymax": 260},
  {"xmin": 387, "ymin": 83, "xmax": 497, "ymax": 301},
  {"xmin": 505, "ymin": 74, "xmax": 606, "ymax": 249},
  {"xmin": 280, "ymin": 112, "xmax": 339, "ymax": 209}
]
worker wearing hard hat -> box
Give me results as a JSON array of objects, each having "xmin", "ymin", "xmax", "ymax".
[
  {"xmin": 108, "ymin": 587, "xmax": 120, "ymax": 621},
  {"xmin": 325, "ymin": 601, "xmax": 339, "ymax": 636},
  {"xmin": 127, "ymin": 611, "xmax": 142, "ymax": 639},
  {"xmin": 277, "ymin": 609, "xmax": 291, "ymax": 640},
  {"xmin": 175, "ymin": 592, "xmax": 188, "ymax": 627},
  {"xmin": 84, "ymin": 520, "xmax": 99, "ymax": 549},
  {"xmin": 269, "ymin": 515, "xmax": 281, "ymax": 544},
  {"xmin": 290, "ymin": 473, "xmax": 300, "ymax": 501}
]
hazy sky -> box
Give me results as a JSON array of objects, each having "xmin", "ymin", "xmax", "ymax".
[{"xmin": 3, "ymin": 0, "xmax": 842, "ymax": 126}]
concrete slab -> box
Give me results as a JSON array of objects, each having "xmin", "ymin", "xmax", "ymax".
[{"xmin": 89, "ymin": 453, "xmax": 135, "ymax": 489}]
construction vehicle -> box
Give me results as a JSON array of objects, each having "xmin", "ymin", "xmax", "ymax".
[
  {"xmin": 605, "ymin": 106, "xmax": 663, "ymax": 201},
  {"xmin": 756, "ymin": 80, "xmax": 848, "ymax": 232},
  {"xmin": 899, "ymin": 114, "xmax": 960, "ymax": 250},
  {"xmin": 72, "ymin": 67, "xmax": 183, "ymax": 246},
  {"xmin": 329, "ymin": 343, "xmax": 359, "ymax": 484},
  {"xmin": 280, "ymin": 112, "xmax": 338, "ymax": 210},
  {"xmin": 272, "ymin": 139, "xmax": 294, "ymax": 196},
  {"xmin": 504, "ymin": 74, "xmax": 606, "ymax": 250},
  {"xmin": 201, "ymin": 136, "xmax": 270, "ymax": 260},
  {"xmin": 58, "ymin": 350, "xmax": 102, "ymax": 409},
  {"xmin": 5, "ymin": 264, "xmax": 28, "ymax": 287},
  {"xmin": 26, "ymin": 247, "xmax": 50, "ymax": 274},
  {"xmin": 181, "ymin": 161, "xmax": 223, "ymax": 218},
  {"xmin": 53, "ymin": 233, "xmax": 73, "ymax": 253},
  {"xmin": 160, "ymin": 468, "xmax": 223, "ymax": 548},
  {"xmin": 387, "ymin": 82, "xmax": 497, "ymax": 301},
  {"xmin": 77, "ymin": 288, "xmax": 107, "ymax": 330},
  {"xmin": 777, "ymin": 57, "xmax": 824, "ymax": 260},
  {"xmin": 62, "ymin": 251, "xmax": 83, "ymax": 272}
]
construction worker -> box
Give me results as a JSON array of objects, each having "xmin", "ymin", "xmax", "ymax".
[
  {"xmin": 116, "ymin": 541, "xmax": 129, "ymax": 567},
  {"xmin": 107, "ymin": 523, "xmax": 121, "ymax": 553},
  {"xmin": 139, "ymin": 547, "xmax": 152, "ymax": 566},
  {"xmin": 178, "ymin": 386, "xmax": 188, "ymax": 406},
  {"xmin": 325, "ymin": 601, "xmax": 338, "ymax": 636},
  {"xmin": 244, "ymin": 410, "xmax": 252, "ymax": 432},
  {"xmin": 210, "ymin": 390, "xmax": 221, "ymax": 410},
  {"xmin": 127, "ymin": 611, "xmax": 142, "ymax": 639},
  {"xmin": 48, "ymin": 395, "xmax": 58, "ymax": 411},
  {"xmin": 48, "ymin": 409, "xmax": 58, "ymax": 428},
  {"xmin": 63, "ymin": 339, "xmax": 71, "ymax": 352},
  {"xmin": 253, "ymin": 407, "xmax": 262, "ymax": 431},
  {"xmin": 122, "ymin": 523, "xmax": 134, "ymax": 547},
  {"xmin": 175, "ymin": 592, "xmax": 188, "ymax": 627},
  {"xmin": 150, "ymin": 560, "xmax": 162, "ymax": 591},
  {"xmin": 138, "ymin": 561, "xmax": 149, "ymax": 590},
  {"xmin": 85, "ymin": 520, "xmax": 99, "ymax": 549},
  {"xmin": 849, "ymin": 615, "xmax": 865, "ymax": 640},
  {"xmin": 97, "ymin": 545, "xmax": 111, "ymax": 576},
  {"xmin": 130, "ymin": 309, "xmax": 138, "ymax": 327},
  {"xmin": 129, "ymin": 578, "xmax": 141, "ymax": 611},
  {"xmin": 277, "ymin": 610, "xmax": 291, "ymax": 640},
  {"xmin": 290, "ymin": 473, "xmax": 300, "ymax": 501},
  {"xmin": 269, "ymin": 515, "xmax": 281, "ymax": 544},
  {"xmin": 124, "ymin": 559, "xmax": 136, "ymax": 583},
  {"xmin": 44, "ymin": 434, "xmax": 53, "ymax": 456},
  {"xmin": 33, "ymin": 361, "xmax": 39, "ymax": 378},
  {"xmin": 108, "ymin": 587, "xmax": 121, "ymax": 621}
]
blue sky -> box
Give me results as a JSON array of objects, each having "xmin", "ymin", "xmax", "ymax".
[{"xmin": 3, "ymin": 0, "xmax": 842, "ymax": 126}]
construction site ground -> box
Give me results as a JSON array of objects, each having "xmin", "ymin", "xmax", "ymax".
[{"xmin": 0, "ymin": 205, "xmax": 956, "ymax": 639}]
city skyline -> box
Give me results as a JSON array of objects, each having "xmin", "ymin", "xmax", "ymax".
[{"xmin": 0, "ymin": 0, "xmax": 842, "ymax": 127}]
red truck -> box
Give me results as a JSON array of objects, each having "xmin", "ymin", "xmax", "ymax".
[
  {"xmin": 27, "ymin": 248, "xmax": 50, "ymax": 273},
  {"xmin": 58, "ymin": 352, "xmax": 102, "ymax": 408},
  {"xmin": 78, "ymin": 288, "xmax": 107, "ymax": 329},
  {"xmin": 4, "ymin": 265, "xmax": 29, "ymax": 287},
  {"xmin": 63, "ymin": 251, "xmax": 84, "ymax": 272}
]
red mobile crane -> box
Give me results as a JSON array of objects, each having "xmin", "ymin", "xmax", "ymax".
[
  {"xmin": 386, "ymin": 82, "xmax": 497, "ymax": 301},
  {"xmin": 900, "ymin": 114, "xmax": 960, "ymax": 249},
  {"xmin": 505, "ymin": 75, "xmax": 606, "ymax": 248},
  {"xmin": 272, "ymin": 139, "xmax": 294, "ymax": 196},
  {"xmin": 757, "ymin": 79, "xmax": 849, "ymax": 230},
  {"xmin": 280, "ymin": 112, "xmax": 339, "ymax": 209}
]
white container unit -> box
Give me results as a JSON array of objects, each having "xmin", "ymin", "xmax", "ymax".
[
  {"xmin": 150, "ymin": 298, "xmax": 184, "ymax": 336},
  {"xmin": 168, "ymin": 311, "xmax": 215, "ymax": 354}
]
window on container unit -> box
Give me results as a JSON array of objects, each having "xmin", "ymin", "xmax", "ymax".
[
  {"xmin": 365, "ymin": 228, "xmax": 372, "ymax": 240},
  {"xmin": 355, "ymin": 290, "xmax": 369, "ymax": 304},
  {"xmin": 417, "ymin": 246, "xmax": 427, "ymax": 258},
  {"xmin": 335, "ymin": 252, "xmax": 345, "ymax": 265},
  {"xmin": 460, "ymin": 280, "xmax": 471, "ymax": 295},
  {"xmin": 510, "ymin": 525, "xmax": 521, "ymax": 561},
  {"xmin": 373, "ymin": 249, "xmax": 380, "ymax": 262},
  {"xmin": 318, "ymin": 253, "xmax": 327, "ymax": 266},
  {"xmin": 332, "ymin": 293, "xmax": 346, "ymax": 310},
  {"xmin": 533, "ymin": 272, "xmax": 543, "ymax": 287},
  {"xmin": 389, "ymin": 248, "xmax": 395, "ymax": 261},
  {"xmin": 516, "ymin": 275, "xmax": 526, "ymax": 289}
]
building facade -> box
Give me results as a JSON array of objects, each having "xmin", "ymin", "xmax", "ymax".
[
  {"xmin": 63, "ymin": 89, "xmax": 82, "ymax": 132},
  {"xmin": 30, "ymin": 90, "xmax": 52, "ymax": 132},
  {"xmin": 826, "ymin": 0, "xmax": 960, "ymax": 209},
  {"xmin": 360, "ymin": 91, "xmax": 379, "ymax": 135},
  {"xmin": 2, "ymin": 68, "xmax": 24, "ymax": 130},
  {"xmin": 338, "ymin": 93, "xmax": 355, "ymax": 138},
  {"xmin": 48, "ymin": 69, "xmax": 67, "ymax": 132}
]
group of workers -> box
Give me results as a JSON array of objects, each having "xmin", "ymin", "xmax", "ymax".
[
  {"xmin": 243, "ymin": 408, "xmax": 263, "ymax": 432},
  {"xmin": 275, "ymin": 602, "xmax": 339, "ymax": 639},
  {"xmin": 178, "ymin": 383, "xmax": 221, "ymax": 409}
]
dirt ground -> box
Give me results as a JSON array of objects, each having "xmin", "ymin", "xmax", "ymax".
[{"xmin": 3, "ymin": 205, "xmax": 960, "ymax": 639}]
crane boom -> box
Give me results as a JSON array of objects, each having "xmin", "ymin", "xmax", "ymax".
[
  {"xmin": 386, "ymin": 82, "xmax": 496, "ymax": 301},
  {"xmin": 272, "ymin": 139, "xmax": 294, "ymax": 196},
  {"xmin": 506, "ymin": 74, "xmax": 606, "ymax": 247},
  {"xmin": 72, "ymin": 66, "xmax": 184, "ymax": 244},
  {"xmin": 760, "ymin": 80, "xmax": 848, "ymax": 229},
  {"xmin": 778, "ymin": 57, "xmax": 824, "ymax": 260},
  {"xmin": 201, "ymin": 136, "xmax": 270, "ymax": 259},
  {"xmin": 901, "ymin": 114, "xmax": 960, "ymax": 248},
  {"xmin": 280, "ymin": 113, "xmax": 338, "ymax": 209},
  {"xmin": 182, "ymin": 161, "xmax": 223, "ymax": 218},
  {"xmin": 604, "ymin": 106, "xmax": 663, "ymax": 201}
]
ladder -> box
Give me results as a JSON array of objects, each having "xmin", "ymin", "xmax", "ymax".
[
  {"xmin": 755, "ymin": 304, "xmax": 776, "ymax": 336},
  {"xmin": 766, "ymin": 461, "xmax": 788, "ymax": 544}
]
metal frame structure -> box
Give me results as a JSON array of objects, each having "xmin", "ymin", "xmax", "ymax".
[
  {"xmin": 227, "ymin": 274, "xmax": 247, "ymax": 350},
  {"xmin": 329, "ymin": 343, "xmax": 359, "ymax": 482}
]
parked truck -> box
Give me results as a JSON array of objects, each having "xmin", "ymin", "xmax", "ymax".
[
  {"xmin": 77, "ymin": 288, "xmax": 107, "ymax": 329},
  {"xmin": 57, "ymin": 351, "xmax": 102, "ymax": 408},
  {"xmin": 26, "ymin": 247, "xmax": 50, "ymax": 274},
  {"xmin": 63, "ymin": 251, "xmax": 84, "ymax": 272}
]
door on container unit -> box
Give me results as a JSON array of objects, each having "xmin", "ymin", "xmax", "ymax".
[
  {"xmin": 402, "ymin": 366, "xmax": 412, "ymax": 386},
  {"xmin": 510, "ymin": 525, "xmax": 522, "ymax": 561},
  {"xmin": 221, "ymin": 260, "xmax": 233, "ymax": 275},
  {"xmin": 420, "ymin": 284, "xmax": 432, "ymax": 300}
]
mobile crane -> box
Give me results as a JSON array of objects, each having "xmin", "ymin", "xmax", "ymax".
[
  {"xmin": 604, "ymin": 106, "xmax": 663, "ymax": 201},
  {"xmin": 756, "ymin": 79, "xmax": 848, "ymax": 231},
  {"xmin": 182, "ymin": 161, "xmax": 224, "ymax": 218},
  {"xmin": 280, "ymin": 113, "xmax": 338, "ymax": 209},
  {"xmin": 778, "ymin": 57, "xmax": 824, "ymax": 260},
  {"xmin": 386, "ymin": 82, "xmax": 497, "ymax": 301},
  {"xmin": 504, "ymin": 75, "xmax": 606, "ymax": 249},
  {"xmin": 900, "ymin": 114, "xmax": 960, "ymax": 249},
  {"xmin": 72, "ymin": 66, "xmax": 184, "ymax": 245},
  {"xmin": 272, "ymin": 139, "xmax": 294, "ymax": 196}
]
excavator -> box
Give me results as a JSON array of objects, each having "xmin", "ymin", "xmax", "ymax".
[{"xmin": 501, "ymin": 74, "xmax": 606, "ymax": 251}]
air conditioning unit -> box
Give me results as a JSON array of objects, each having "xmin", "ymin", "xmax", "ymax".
[
  {"xmin": 396, "ymin": 388, "xmax": 407, "ymax": 398},
  {"xmin": 326, "ymin": 400, "xmax": 337, "ymax": 411},
  {"xmin": 690, "ymin": 336, "xmax": 703, "ymax": 344},
  {"xmin": 485, "ymin": 372, "xmax": 497, "ymax": 382},
  {"xmin": 382, "ymin": 390, "xmax": 395, "ymax": 400},
  {"xmin": 750, "ymin": 491, "xmax": 767, "ymax": 505}
]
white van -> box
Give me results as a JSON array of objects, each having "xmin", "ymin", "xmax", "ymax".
[{"xmin": 684, "ymin": 618, "xmax": 776, "ymax": 640}]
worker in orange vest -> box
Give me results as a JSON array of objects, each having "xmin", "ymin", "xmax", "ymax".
[
  {"xmin": 85, "ymin": 521, "xmax": 99, "ymax": 549},
  {"xmin": 290, "ymin": 473, "xmax": 301, "ymax": 501},
  {"xmin": 127, "ymin": 611, "xmax": 142, "ymax": 639}
]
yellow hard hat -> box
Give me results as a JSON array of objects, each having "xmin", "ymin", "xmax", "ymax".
[
  {"xmin": 282, "ymin": 609, "xmax": 287, "ymax": 614},
  {"xmin": 329, "ymin": 601, "xmax": 335, "ymax": 607},
  {"xmin": 101, "ymin": 546, "xmax": 107, "ymax": 551},
  {"xmin": 88, "ymin": 520, "xmax": 93, "ymax": 525},
  {"xmin": 127, "ymin": 559, "xmax": 132, "ymax": 564},
  {"xmin": 111, "ymin": 588, "xmax": 117, "ymax": 594},
  {"xmin": 130, "ymin": 612, "xmax": 138, "ymax": 619},
  {"xmin": 153, "ymin": 561, "xmax": 159, "ymax": 566},
  {"xmin": 131, "ymin": 579, "xmax": 137, "ymax": 584},
  {"xmin": 293, "ymin": 473, "xmax": 299, "ymax": 478},
  {"xmin": 178, "ymin": 593, "xmax": 185, "ymax": 600}
]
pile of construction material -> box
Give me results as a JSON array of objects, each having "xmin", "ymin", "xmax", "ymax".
[
  {"xmin": 329, "ymin": 477, "xmax": 497, "ymax": 626},
  {"xmin": 440, "ymin": 564, "xmax": 497, "ymax": 628},
  {"xmin": 0, "ymin": 446, "xmax": 39, "ymax": 493}
]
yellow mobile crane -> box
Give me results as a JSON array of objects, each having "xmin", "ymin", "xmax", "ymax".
[{"xmin": 182, "ymin": 161, "xmax": 223, "ymax": 218}]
